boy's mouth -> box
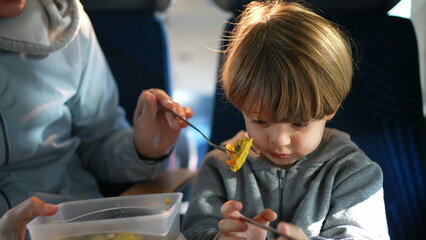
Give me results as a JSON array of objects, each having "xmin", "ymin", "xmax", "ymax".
[{"xmin": 269, "ymin": 152, "xmax": 292, "ymax": 159}]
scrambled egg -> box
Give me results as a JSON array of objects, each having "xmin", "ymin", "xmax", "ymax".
[
  {"xmin": 111, "ymin": 233, "xmax": 142, "ymax": 240},
  {"xmin": 225, "ymin": 137, "xmax": 253, "ymax": 172}
]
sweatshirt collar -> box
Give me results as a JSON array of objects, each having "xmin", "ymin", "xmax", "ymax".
[{"xmin": 0, "ymin": 0, "xmax": 80, "ymax": 55}]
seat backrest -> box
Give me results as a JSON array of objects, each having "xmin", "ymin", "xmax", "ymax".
[
  {"xmin": 328, "ymin": 13, "xmax": 426, "ymax": 240},
  {"xmin": 210, "ymin": 1, "xmax": 426, "ymax": 239},
  {"xmin": 80, "ymin": 0, "xmax": 172, "ymax": 124},
  {"xmin": 79, "ymin": 0, "xmax": 173, "ymax": 196}
]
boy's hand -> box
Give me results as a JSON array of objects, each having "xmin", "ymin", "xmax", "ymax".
[
  {"xmin": 276, "ymin": 222, "xmax": 308, "ymax": 240},
  {"xmin": 133, "ymin": 88, "xmax": 193, "ymax": 159},
  {"xmin": 218, "ymin": 200, "xmax": 277, "ymax": 240},
  {"xmin": 0, "ymin": 197, "xmax": 58, "ymax": 240}
]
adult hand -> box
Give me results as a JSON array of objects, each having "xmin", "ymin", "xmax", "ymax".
[
  {"xmin": 0, "ymin": 197, "xmax": 58, "ymax": 240},
  {"xmin": 276, "ymin": 222, "xmax": 308, "ymax": 240},
  {"xmin": 133, "ymin": 88, "xmax": 193, "ymax": 159},
  {"xmin": 218, "ymin": 200, "xmax": 277, "ymax": 240}
]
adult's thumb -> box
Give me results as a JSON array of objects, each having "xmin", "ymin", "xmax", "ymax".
[{"xmin": 134, "ymin": 91, "xmax": 159, "ymax": 125}]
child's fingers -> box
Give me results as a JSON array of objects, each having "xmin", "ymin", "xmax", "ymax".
[
  {"xmin": 219, "ymin": 201, "xmax": 248, "ymax": 238},
  {"xmin": 252, "ymin": 208, "xmax": 277, "ymax": 225},
  {"xmin": 220, "ymin": 200, "xmax": 243, "ymax": 219},
  {"xmin": 218, "ymin": 233, "xmax": 247, "ymax": 240},
  {"xmin": 218, "ymin": 218, "xmax": 248, "ymax": 234},
  {"xmin": 276, "ymin": 222, "xmax": 308, "ymax": 240}
]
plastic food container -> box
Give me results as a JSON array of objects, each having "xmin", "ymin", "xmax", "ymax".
[{"xmin": 27, "ymin": 192, "xmax": 182, "ymax": 240}]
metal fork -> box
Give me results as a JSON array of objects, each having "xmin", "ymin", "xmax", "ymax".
[
  {"xmin": 167, "ymin": 109, "xmax": 237, "ymax": 154},
  {"xmin": 239, "ymin": 216, "xmax": 296, "ymax": 240}
]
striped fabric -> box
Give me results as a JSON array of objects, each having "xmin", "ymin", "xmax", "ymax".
[
  {"xmin": 79, "ymin": 2, "xmax": 172, "ymax": 196},
  {"xmin": 328, "ymin": 14, "xmax": 426, "ymax": 239}
]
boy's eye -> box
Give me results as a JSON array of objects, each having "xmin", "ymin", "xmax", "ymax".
[
  {"xmin": 292, "ymin": 122, "xmax": 309, "ymax": 128},
  {"xmin": 252, "ymin": 119, "xmax": 268, "ymax": 125}
]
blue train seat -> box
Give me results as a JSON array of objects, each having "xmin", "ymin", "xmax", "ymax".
[
  {"xmin": 79, "ymin": 0, "xmax": 197, "ymax": 197},
  {"xmin": 81, "ymin": 0, "xmax": 172, "ymax": 124}
]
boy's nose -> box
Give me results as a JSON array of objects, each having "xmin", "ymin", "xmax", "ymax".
[{"xmin": 269, "ymin": 126, "xmax": 291, "ymax": 146}]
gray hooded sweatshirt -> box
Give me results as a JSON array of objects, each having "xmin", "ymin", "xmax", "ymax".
[
  {"xmin": 182, "ymin": 129, "xmax": 389, "ymax": 240},
  {"xmin": 0, "ymin": 0, "xmax": 164, "ymax": 215}
]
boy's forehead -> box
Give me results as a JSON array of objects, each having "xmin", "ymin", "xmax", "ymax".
[
  {"xmin": 243, "ymin": 111, "xmax": 269, "ymax": 120},
  {"xmin": 242, "ymin": 108, "xmax": 313, "ymax": 123}
]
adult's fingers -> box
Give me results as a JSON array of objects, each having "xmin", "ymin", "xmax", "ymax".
[
  {"xmin": 163, "ymin": 102, "xmax": 185, "ymax": 130},
  {"xmin": 134, "ymin": 90, "xmax": 159, "ymax": 124},
  {"xmin": 14, "ymin": 197, "xmax": 58, "ymax": 222},
  {"xmin": 136, "ymin": 89, "xmax": 188, "ymax": 130},
  {"xmin": 0, "ymin": 197, "xmax": 58, "ymax": 240},
  {"xmin": 146, "ymin": 88, "xmax": 173, "ymax": 109}
]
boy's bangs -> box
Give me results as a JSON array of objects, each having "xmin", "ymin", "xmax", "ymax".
[{"xmin": 230, "ymin": 73, "xmax": 316, "ymax": 124}]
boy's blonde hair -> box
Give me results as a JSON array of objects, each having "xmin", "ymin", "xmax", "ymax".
[{"xmin": 221, "ymin": 0, "xmax": 353, "ymax": 123}]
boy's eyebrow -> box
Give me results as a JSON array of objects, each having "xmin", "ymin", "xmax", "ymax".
[
  {"xmin": 243, "ymin": 111, "xmax": 262, "ymax": 117},
  {"xmin": 244, "ymin": 113, "xmax": 262, "ymax": 120}
]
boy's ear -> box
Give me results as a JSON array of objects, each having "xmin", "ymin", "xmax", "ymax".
[
  {"xmin": 326, "ymin": 104, "xmax": 341, "ymax": 121},
  {"xmin": 325, "ymin": 111, "xmax": 337, "ymax": 121}
]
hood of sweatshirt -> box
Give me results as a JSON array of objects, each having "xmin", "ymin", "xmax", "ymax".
[{"xmin": 0, "ymin": 0, "xmax": 80, "ymax": 55}]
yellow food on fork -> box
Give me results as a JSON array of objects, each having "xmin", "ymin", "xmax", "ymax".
[{"xmin": 225, "ymin": 137, "xmax": 253, "ymax": 172}]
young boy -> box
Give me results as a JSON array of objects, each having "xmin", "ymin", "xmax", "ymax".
[{"xmin": 182, "ymin": 1, "xmax": 389, "ymax": 239}]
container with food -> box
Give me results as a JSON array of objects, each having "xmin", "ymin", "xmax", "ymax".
[{"xmin": 27, "ymin": 192, "xmax": 182, "ymax": 240}]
